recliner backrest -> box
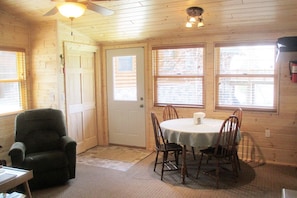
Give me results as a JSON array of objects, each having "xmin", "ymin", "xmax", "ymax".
[{"xmin": 15, "ymin": 108, "xmax": 67, "ymax": 154}]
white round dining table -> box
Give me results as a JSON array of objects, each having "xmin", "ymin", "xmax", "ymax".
[{"xmin": 160, "ymin": 118, "xmax": 224, "ymax": 148}]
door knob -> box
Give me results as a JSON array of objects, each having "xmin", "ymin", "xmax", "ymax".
[{"xmin": 140, "ymin": 104, "xmax": 144, "ymax": 108}]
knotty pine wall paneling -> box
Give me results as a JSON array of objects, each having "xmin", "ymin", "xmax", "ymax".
[
  {"xmin": 0, "ymin": 11, "xmax": 30, "ymax": 163},
  {"xmin": 31, "ymin": 21, "xmax": 60, "ymax": 109}
]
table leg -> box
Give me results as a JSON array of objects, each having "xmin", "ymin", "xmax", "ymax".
[
  {"xmin": 181, "ymin": 145, "xmax": 187, "ymax": 184},
  {"xmin": 23, "ymin": 181, "xmax": 32, "ymax": 198}
]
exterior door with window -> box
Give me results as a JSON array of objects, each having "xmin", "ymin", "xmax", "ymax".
[{"xmin": 106, "ymin": 47, "xmax": 145, "ymax": 147}]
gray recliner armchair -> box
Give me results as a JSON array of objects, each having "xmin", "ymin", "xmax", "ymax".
[{"xmin": 8, "ymin": 108, "xmax": 77, "ymax": 189}]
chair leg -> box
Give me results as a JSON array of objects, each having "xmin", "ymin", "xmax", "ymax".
[
  {"xmin": 174, "ymin": 151, "xmax": 179, "ymax": 167},
  {"xmin": 154, "ymin": 151, "xmax": 159, "ymax": 171},
  {"xmin": 235, "ymin": 152, "xmax": 241, "ymax": 171},
  {"xmin": 191, "ymin": 147, "xmax": 196, "ymax": 160},
  {"xmin": 216, "ymin": 159, "xmax": 220, "ymax": 189},
  {"xmin": 196, "ymin": 153, "xmax": 204, "ymax": 178},
  {"xmin": 231, "ymin": 155, "xmax": 239, "ymax": 177},
  {"xmin": 161, "ymin": 151, "xmax": 168, "ymax": 180}
]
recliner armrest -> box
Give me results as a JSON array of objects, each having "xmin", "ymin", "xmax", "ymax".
[
  {"xmin": 60, "ymin": 136, "xmax": 77, "ymax": 151},
  {"xmin": 8, "ymin": 142, "xmax": 26, "ymax": 167},
  {"xmin": 60, "ymin": 136, "xmax": 77, "ymax": 178}
]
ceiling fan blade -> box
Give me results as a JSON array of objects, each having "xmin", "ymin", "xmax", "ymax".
[
  {"xmin": 51, "ymin": 0, "xmax": 79, "ymax": 2},
  {"xmin": 87, "ymin": 2, "xmax": 114, "ymax": 16},
  {"xmin": 43, "ymin": 7, "xmax": 59, "ymax": 16}
]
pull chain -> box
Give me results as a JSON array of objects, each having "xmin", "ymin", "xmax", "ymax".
[{"xmin": 70, "ymin": 17, "xmax": 74, "ymax": 36}]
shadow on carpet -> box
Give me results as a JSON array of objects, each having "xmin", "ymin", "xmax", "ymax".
[
  {"xmin": 152, "ymin": 152, "xmax": 257, "ymax": 190},
  {"xmin": 76, "ymin": 145, "xmax": 152, "ymax": 172}
]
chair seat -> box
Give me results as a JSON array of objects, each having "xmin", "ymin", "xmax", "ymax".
[
  {"xmin": 24, "ymin": 150, "xmax": 69, "ymax": 172},
  {"xmin": 200, "ymin": 145, "xmax": 233, "ymax": 158},
  {"xmin": 158, "ymin": 143, "xmax": 182, "ymax": 152}
]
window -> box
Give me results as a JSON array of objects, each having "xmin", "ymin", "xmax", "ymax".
[
  {"xmin": 152, "ymin": 46, "xmax": 204, "ymax": 106},
  {"xmin": 214, "ymin": 44, "xmax": 277, "ymax": 111},
  {"xmin": 0, "ymin": 48, "xmax": 27, "ymax": 114},
  {"xmin": 113, "ymin": 55, "xmax": 137, "ymax": 101}
]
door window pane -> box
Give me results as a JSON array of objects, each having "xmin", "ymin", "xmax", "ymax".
[{"xmin": 113, "ymin": 56, "xmax": 137, "ymax": 101}]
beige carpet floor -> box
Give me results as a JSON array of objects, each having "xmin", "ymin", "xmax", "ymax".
[
  {"xmin": 31, "ymin": 147, "xmax": 297, "ymax": 198},
  {"xmin": 76, "ymin": 145, "xmax": 152, "ymax": 171}
]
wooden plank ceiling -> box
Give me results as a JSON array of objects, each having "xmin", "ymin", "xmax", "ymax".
[{"xmin": 0, "ymin": 0, "xmax": 297, "ymax": 44}]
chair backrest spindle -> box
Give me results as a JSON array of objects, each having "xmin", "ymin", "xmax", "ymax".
[
  {"xmin": 163, "ymin": 105, "xmax": 179, "ymax": 121},
  {"xmin": 233, "ymin": 107, "xmax": 243, "ymax": 128}
]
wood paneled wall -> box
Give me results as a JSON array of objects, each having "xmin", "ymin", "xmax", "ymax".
[
  {"xmin": 145, "ymin": 33, "xmax": 297, "ymax": 166},
  {"xmin": 31, "ymin": 21, "xmax": 60, "ymax": 109},
  {"xmin": 0, "ymin": 11, "xmax": 30, "ymax": 162},
  {"xmin": 0, "ymin": 10, "xmax": 296, "ymax": 166}
]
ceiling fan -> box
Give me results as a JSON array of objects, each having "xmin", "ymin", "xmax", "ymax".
[{"xmin": 44, "ymin": 0, "xmax": 117, "ymax": 18}]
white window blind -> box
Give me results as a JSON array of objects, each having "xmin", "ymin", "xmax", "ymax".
[
  {"xmin": 0, "ymin": 48, "xmax": 27, "ymax": 114},
  {"xmin": 214, "ymin": 44, "xmax": 277, "ymax": 111},
  {"xmin": 152, "ymin": 46, "xmax": 204, "ymax": 106}
]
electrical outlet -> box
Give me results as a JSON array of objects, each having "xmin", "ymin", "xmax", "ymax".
[{"xmin": 265, "ymin": 128, "xmax": 270, "ymax": 137}]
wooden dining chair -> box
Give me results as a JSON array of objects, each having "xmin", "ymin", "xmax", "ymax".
[
  {"xmin": 196, "ymin": 115, "xmax": 239, "ymax": 188},
  {"xmin": 162, "ymin": 105, "xmax": 196, "ymax": 160},
  {"xmin": 233, "ymin": 107, "xmax": 243, "ymax": 171},
  {"xmin": 151, "ymin": 112, "xmax": 182, "ymax": 180}
]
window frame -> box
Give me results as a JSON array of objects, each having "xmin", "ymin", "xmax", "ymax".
[
  {"xmin": 152, "ymin": 45, "xmax": 205, "ymax": 108},
  {"xmin": 0, "ymin": 47, "xmax": 28, "ymax": 115},
  {"xmin": 214, "ymin": 42, "xmax": 279, "ymax": 112}
]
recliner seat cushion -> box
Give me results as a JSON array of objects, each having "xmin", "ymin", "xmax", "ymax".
[{"xmin": 23, "ymin": 150, "xmax": 68, "ymax": 172}]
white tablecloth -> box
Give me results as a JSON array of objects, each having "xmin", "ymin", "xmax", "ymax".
[{"xmin": 160, "ymin": 118, "xmax": 225, "ymax": 148}]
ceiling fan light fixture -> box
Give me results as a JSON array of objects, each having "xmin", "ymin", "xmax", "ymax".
[
  {"xmin": 185, "ymin": 6, "xmax": 204, "ymax": 28},
  {"xmin": 186, "ymin": 21, "xmax": 193, "ymax": 28},
  {"xmin": 197, "ymin": 18, "xmax": 204, "ymax": 28},
  {"xmin": 57, "ymin": 2, "xmax": 86, "ymax": 19},
  {"xmin": 189, "ymin": 16, "xmax": 196, "ymax": 23}
]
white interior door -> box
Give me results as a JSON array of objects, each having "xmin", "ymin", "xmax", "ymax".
[{"xmin": 106, "ymin": 47, "xmax": 145, "ymax": 147}]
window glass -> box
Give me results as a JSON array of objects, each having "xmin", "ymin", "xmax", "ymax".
[
  {"xmin": 0, "ymin": 49, "xmax": 27, "ymax": 114},
  {"xmin": 112, "ymin": 55, "xmax": 137, "ymax": 101},
  {"xmin": 215, "ymin": 44, "xmax": 277, "ymax": 110},
  {"xmin": 152, "ymin": 46, "xmax": 204, "ymax": 106}
]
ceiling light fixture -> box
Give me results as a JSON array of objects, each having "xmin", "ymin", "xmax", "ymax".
[
  {"xmin": 57, "ymin": 2, "xmax": 86, "ymax": 19},
  {"xmin": 186, "ymin": 6, "xmax": 204, "ymax": 28}
]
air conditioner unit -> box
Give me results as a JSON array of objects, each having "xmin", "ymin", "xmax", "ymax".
[{"xmin": 277, "ymin": 36, "xmax": 297, "ymax": 52}]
